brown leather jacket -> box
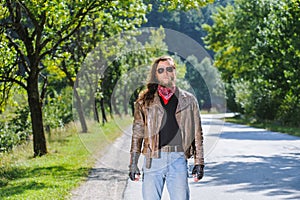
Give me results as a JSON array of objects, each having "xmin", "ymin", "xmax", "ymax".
[{"xmin": 130, "ymin": 88, "xmax": 204, "ymax": 166}]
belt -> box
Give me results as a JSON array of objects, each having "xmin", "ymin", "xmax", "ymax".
[{"xmin": 160, "ymin": 145, "xmax": 184, "ymax": 152}]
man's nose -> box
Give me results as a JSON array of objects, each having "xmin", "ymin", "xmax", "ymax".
[{"xmin": 164, "ymin": 68, "xmax": 169, "ymax": 75}]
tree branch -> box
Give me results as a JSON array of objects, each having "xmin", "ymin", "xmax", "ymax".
[
  {"xmin": 13, "ymin": 1, "xmax": 34, "ymax": 55},
  {"xmin": 39, "ymin": 72, "xmax": 48, "ymax": 106},
  {"xmin": 39, "ymin": 12, "xmax": 86, "ymax": 59},
  {"xmin": 17, "ymin": 1, "xmax": 47, "ymax": 58},
  {"xmin": 39, "ymin": 1, "xmax": 107, "ymax": 60},
  {"xmin": 17, "ymin": 1, "xmax": 40, "ymax": 28},
  {"xmin": 0, "ymin": 75, "xmax": 27, "ymax": 90},
  {"xmin": 60, "ymin": 60, "xmax": 75, "ymax": 86},
  {"xmin": 0, "ymin": 81, "xmax": 14, "ymax": 107},
  {"xmin": 6, "ymin": 0, "xmax": 15, "ymax": 22},
  {"xmin": 5, "ymin": 34, "xmax": 30, "ymax": 74}
]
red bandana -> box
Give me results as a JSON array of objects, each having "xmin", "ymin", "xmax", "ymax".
[{"xmin": 157, "ymin": 85, "xmax": 176, "ymax": 105}]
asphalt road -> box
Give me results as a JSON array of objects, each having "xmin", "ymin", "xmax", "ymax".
[{"xmin": 71, "ymin": 114, "xmax": 300, "ymax": 200}]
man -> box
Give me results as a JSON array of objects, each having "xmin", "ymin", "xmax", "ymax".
[{"xmin": 129, "ymin": 55, "xmax": 204, "ymax": 200}]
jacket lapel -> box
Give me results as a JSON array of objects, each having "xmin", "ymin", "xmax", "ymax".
[{"xmin": 176, "ymin": 88, "xmax": 191, "ymax": 113}]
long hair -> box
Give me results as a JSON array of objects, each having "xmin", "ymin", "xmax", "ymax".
[{"xmin": 138, "ymin": 55, "xmax": 175, "ymax": 106}]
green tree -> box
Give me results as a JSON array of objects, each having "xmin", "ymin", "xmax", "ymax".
[
  {"xmin": 153, "ymin": 0, "xmax": 215, "ymax": 11},
  {"xmin": 185, "ymin": 56, "xmax": 224, "ymax": 111},
  {"xmin": 144, "ymin": 0, "xmax": 233, "ymax": 58},
  {"xmin": 74, "ymin": 0, "xmax": 217, "ymax": 126},
  {"xmin": 48, "ymin": 0, "xmax": 149, "ymax": 130},
  {"xmin": 203, "ymin": 0, "xmax": 300, "ymax": 125},
  {"xmin": 78, "ymin": 27, "xmax": 168, "ymax": 122},
  {"xmin": 0, "ymin": 0, "xmax": 148, "ymax": 156}
]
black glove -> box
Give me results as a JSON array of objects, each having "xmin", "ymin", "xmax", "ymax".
[
  {"xmin": 128, "ymin": 152, "xmax": 141, "ymax": 181},
  {"xmin": 192, "ymin": 164, "xmax": 204, "ymax": 181}
]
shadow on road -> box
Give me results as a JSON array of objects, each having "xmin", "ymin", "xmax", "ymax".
[
  {"xmin": 203, "ymin": 153, "xmax": 300, "ymax": 199},
  {"xmin": 199, "ymin": 119, "xmax": 300, "ymax": 199}
]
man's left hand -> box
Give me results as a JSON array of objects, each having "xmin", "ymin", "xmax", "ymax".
[{"xmin": 192, "ymin": 165, "xmax": 204, "ymax": 182}]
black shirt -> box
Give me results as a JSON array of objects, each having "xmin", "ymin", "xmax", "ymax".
[{"xmin": 158, "ymin": 91, "xmax": 182, "ymax": 148}]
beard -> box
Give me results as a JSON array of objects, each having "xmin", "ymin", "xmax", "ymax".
[{"xmin": 159, "ymin": 76, "xmax": 176, "ymax": 88}]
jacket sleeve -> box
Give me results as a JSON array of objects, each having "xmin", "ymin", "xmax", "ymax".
[
  {"xmin": 130, "ymin": 101, "xmax": 144, "ymax": 154},
  {"xmin": 192, "ymin": 98, "xmax": 204, "ymax": 165}
]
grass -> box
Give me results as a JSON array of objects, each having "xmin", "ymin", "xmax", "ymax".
[
  {"xmin": 0, "ymin": 116, "xmax": 133, "ymax": 200},
  {"xmin": 225, "ymin": 116, "xmax": 300, "ymax": 137}
]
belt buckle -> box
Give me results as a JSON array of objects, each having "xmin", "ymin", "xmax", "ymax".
[
  {"xmin": 163, "ymin": 146, "xmax": 169, "ymax": 152},
  {"xmin": 173, "ymin": 146, "xmax": 177, "ymax": 152},
  {"xmin": 167, "ymin": 145, "xmax": 176, "ymax": 152},
  {"xmin": 161, "ymin": 145, "xmax": 180, "ymax": 152}
]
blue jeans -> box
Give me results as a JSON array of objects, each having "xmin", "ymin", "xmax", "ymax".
[{"xmin": 142, "ymin": 152, "xmax": 190, "ymax": 200}]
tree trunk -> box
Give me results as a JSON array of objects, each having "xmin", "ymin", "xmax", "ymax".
[
  {"xmin": 111, "ymin": 96, "xmax": 121, "ymax": 117},
  {"xmin": 74, "ymin": 88, "xmax": 88, "ymax": 133},
  {"xmin": 27, "ymin": 75, "xmax": 47, "ymax": 157},
  {"xmin": 94, "ymin": 98, "xmax": 100, "ymax": 123},
  {"xmin": 123, "ymin": 84, "xmax": 128, "ymax": 115},
  {"xmin": 62, "ymin": 61, "xmax": 88, "ymax": 132},
  {"xmin": 100, "ymin": 97, "xmax": 107, "ymax": 124}
]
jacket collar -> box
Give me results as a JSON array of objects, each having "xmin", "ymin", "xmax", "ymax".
[{"xmin": 150, "ymin": 87, "xmax": 192, "ymax": 113}]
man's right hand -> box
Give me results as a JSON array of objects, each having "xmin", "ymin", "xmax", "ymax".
[
  {"xmin": 129, "ymin": 152, "xmax": 140, "ymax": 181},
  {"xmin": 129, "ymin": 165, "xmax": 140, "ymax": 181}
]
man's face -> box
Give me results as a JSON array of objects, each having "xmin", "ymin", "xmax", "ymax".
[{"xmin": 156, "ymin": 60, "xmax": 176, "ymax": 87}]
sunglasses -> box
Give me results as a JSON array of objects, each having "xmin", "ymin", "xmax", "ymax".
[{"xmin": 157, "ymin": 66, "xmax": 175, "ymax": 74}]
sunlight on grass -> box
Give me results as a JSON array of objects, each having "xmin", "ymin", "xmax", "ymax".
[{"xmin": 0, "ymin": 116, "xmax": 133, "ymax": 200}]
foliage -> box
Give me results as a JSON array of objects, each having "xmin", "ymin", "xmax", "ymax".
[
  {"xmin": 0, "ymin": 0, "xmax": 149, "ymax": 155},
  {"xmin": 0, "ymin": 0, "xmax": 239, "ymax": 154},
  {"xmin": 0, "ymin": 36, "xmax": 18, "ymax": 111},
  {"xmin": 0, "ymin": 106, "xmax": 31, "ymax": 152},
  {"xmin": 1, "ymin": 0, "xmax": 111, "ymax": 156},
  {"xmin": 232, "ymin": 80, "xmax": 254, "ymax": 115},
  {"xmin": 0, "ymin": 85, "xmax": 30, "ymax": 152},
  {"xmin": 185, "ymin": 55, "xmax": 225, "ymax": 111},
  {"xmin": 78, "ymin": 27, "xmax": 169, "ymax": 121},
  {"xmin": 151, "ymin": 0, "xmax": 215, "ymax": 11},
  {"xmin": 277, "ymin": 90, "xmax": 300, "ymax": 126},
  {"xmin": 54, "ymin": 0, "xmax": 150, "ymax": 86},
  {"xmin": 144, "ymin": 0, "xmax": 234, "ymax": 58},
  {"xmin": 51, "ymin": 0, "xmax": 149, "ymax": 131},
  {"xmin": 203, "ymin": 0, "xmax": 300, "ymax": 126},
  {"xmin": 43, "ymin": 86, "xmax": 73, "ymax": 130}
]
